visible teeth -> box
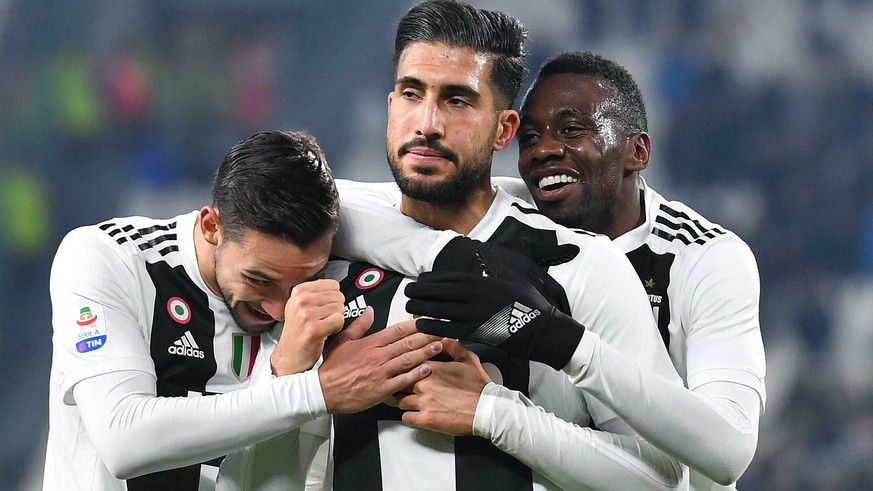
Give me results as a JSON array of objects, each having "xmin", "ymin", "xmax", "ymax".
[{"xmin": 538, "ymin": 174, "xmax": 579, "ymax": 189}]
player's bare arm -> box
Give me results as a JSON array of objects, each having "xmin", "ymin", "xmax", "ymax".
[
  {"xmin": 271, "ymin": 278, "xmax": 346, "ymax": 376},
  {"xmin": 397, "ymin": 338, "xmax": 490, "ymax": 436},
  {"xmin": 318, "ymin": 317, "xmax": 443, "ymax": 414}
]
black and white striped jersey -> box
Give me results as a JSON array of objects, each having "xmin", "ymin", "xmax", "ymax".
[
  {"xmin": 45, "ymin": 211, "xmax": 261, "ymax": 490},
  {"xmin": 615, "ymin": 180, "xmax": 765, "ymax": 491},
  {"xmin": 301, "ymin": 185, "xmax": 686, "ymax": 490}
]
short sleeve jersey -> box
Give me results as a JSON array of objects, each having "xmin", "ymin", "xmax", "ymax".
[{"xmin": 44, "ymin": 211, "xmax": 261, "ymax": 491}]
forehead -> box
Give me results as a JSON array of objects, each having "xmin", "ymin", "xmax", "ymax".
[
  {"xmin": 522, "ymin": 73, "xmax": 612, "ymax": 117},
  {"xmin": 396, "ymin": 42, "xmax": 492, "ymax": 90},
  {"xmin": 228, "ymin": 229, "xmax": 331, "ymax": 278}
]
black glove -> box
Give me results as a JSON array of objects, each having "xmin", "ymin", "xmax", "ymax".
[
  {"xmin": 432, "ymin": 236, "xmax": 579, "ymax": 311},
  {"xmin": 405, "ymin": 271, "xmax": 586, "ymax": 370}
]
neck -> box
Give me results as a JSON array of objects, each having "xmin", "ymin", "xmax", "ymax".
[
  {"xmin": 400, "ymin": 183, "xmax": 496, "ymax": 235},
  {"xmin": 605, "ymin": 175, "xmax": 644, "ymax": 240}
]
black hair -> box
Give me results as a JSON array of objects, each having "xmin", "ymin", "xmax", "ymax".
[
  {"xmin": 211, "ymin": 130, "xmax": 338, "ymax": 246},
  {"xmin": 535, "ymin": 50, "xmax": 648, "ymax": 136},
  {"xmin": 394, "ymin": 0, "xmax": 528, "ymax": 109}
]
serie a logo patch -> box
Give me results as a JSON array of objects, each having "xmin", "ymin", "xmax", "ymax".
[{"xmin": 72, "ymin": 301, "xmax": 107, "ymax": 353}]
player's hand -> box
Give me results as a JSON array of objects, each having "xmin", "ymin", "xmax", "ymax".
[
  {"xmin": 405, "ymin": 271, "xmax": 586, "ymax": 370},
  {"xmin": 397, "ymin": 339, "xmax": 490, "ymax": 436},
  {"xmin": 318, "ymin": 317, "xmax": 444, "ymax": 414},
  {"xmin": 271, "ymin": 279, "xmax": 345, "ymax": 376},
  {"xmin": 432, "ymin": 235, "xmax": 579, "ymax": 312}
]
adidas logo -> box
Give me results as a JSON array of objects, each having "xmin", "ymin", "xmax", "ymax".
[
  {"xmin": 344, "ymin": 295, "xmax": 367, "ymax": 319},
  {"xmin": 168, "ymin": 330, "xmax": 205, "ymax": 359},
  {"xmin": 508, "ymin": 302, "xmax": 540, "ymax": 334}
]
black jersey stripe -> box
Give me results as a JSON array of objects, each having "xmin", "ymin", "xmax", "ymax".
[
  {"xmin": 653, "ymin": 205, "xmax": 726, "ymax": 245},
  {"xmin": 100, "ymin": 220, "xmax": 181, "ymax": 252},
  {"xmin": 653, "ymin": 226, "xmax": 724, "ymax": 246},
  {"xmin": 138, "ymin": 234, "xmax": 177, "ymax": 252},
  {"xmin": 658, "ymin": 204, "xmax": 726, "ymax": 236},
  {"xmin": 510, "ymin": 202, "xmax": 543, "ymax": 215},
  {"xmin": 158, "ymin": 245, "xmax": 180, "ymax": 256},
  {"xmin": 138, "ymin": 223, "xmax": 177, "ymax": 235}
]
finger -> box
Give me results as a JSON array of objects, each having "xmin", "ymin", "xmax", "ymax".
[
  {"xmin": 381, "ymin": 363, "xmax": 432, "ymax": 397},
  {"xmin": 414, "ymin": 318, "xmax": 467, "ymax": 338},
  {"xmin": 383, "ymin": 331, "xmax": 442, "ymax": 360},
  {"xmin": 381, "ymin": 340, "xmax": 443, "ymax": 379},
  {"xmin": 406, "ymin": 299, "xmax": 473, "ymax": 320},
  {"xmin": 395, "ymin": 392, "xmax": 421, "ymax": 411},
  {"xmin": 365, "ymin": 318, "xmax": 419, "ymax": 346},
  {"xmin": 332, "ymin": 306, "xmax": 374, "ymax": 343},
  {"xmin": 440, "ymin": 338, "xmax": 474, "ymax": 361}
]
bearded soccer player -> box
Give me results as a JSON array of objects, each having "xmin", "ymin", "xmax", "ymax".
[
  {"xmin": 221, "ymin": 1, "xmax": 688, "ymax": 490},
  {"xmin": 43, "ymin": 130, "xmax": 440, "ymax": 490},
  {"xmin": 342, "ymin": 51, "xmax": 766, "ymax": 490}
]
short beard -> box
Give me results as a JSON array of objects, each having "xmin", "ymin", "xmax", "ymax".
[
  {"xmin": 387, "ymin": 139, "xmax": 492, "ymax": 206},
  {"xmin": 214, "ymin": 252, "xmax": 274, "ymax": 334}
]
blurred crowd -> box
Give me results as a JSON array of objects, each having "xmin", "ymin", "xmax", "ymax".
[{"xmin": 1, "ymin": 1, "xmax": 871, "ymax": 489}]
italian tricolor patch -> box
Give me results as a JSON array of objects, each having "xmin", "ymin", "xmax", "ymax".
[{"xmin": 232, "ymin": 333, "xmax": 261, "ymax": 382}]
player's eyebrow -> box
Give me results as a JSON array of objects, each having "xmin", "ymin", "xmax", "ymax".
[
  {"xmin": 396, "ymin": 76, "xmax": 481, "ymax": 100},
  {"xmin": 243, "ymin": 268, "xmax": 278, "ymax": 283}
]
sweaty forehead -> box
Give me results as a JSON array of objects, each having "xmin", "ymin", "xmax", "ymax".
[{"xmin": 522, "ymin": 74, "xmax": 613, "ymax": 119}]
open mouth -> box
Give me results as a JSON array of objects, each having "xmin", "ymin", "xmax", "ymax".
[
  {"xmin": 243, "ymin": 302, "xmax": 274, "ymax": 323},
  {"xmin": 538, "ymin": 174, "xmax": 579, "ymax": 191}
]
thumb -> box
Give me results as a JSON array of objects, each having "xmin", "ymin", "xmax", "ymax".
[
  {"xmin": 441, "ymin": 338, "xmax": 472, "ymax": 361},
  {"xmin": 333, "ymin": 306, "xmax": 374, "ymax": 343}
]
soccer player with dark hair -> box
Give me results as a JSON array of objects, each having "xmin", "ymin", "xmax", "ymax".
[
  {"xmin": 43, "ymin": 130, "xmax": 440, "ymax": 490},
  {"xmin": 505, "ymin": 50, "xmax": 765, "ymax": 490},
  {"xmin": 223, "ymin": 2, "xmax": 689, "ymax": 490},
  {"xmin": 341, "ymin": 50, "xmax": 766, "ymax": 490}
]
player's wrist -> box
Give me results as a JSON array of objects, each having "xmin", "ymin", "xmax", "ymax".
[{"xmin": 529, "ymin": 309, "xmax": 586, "ymax": 370}]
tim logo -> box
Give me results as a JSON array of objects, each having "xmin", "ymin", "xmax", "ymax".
[{"xmin": 77, "ymin": 335, "xmax": 107, "ymax": 353}]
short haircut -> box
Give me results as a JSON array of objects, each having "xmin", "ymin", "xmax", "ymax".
[
  {"xmin": 394, "ymin": 0, "xmax": 528, "ymax": 109},
  {"xmin": 534, "ymin": 50, "xmax": 648, "ymax": 136},
  {"xmin": 211, "ymin": 130, "xmax": 339, "ymax": 246}
]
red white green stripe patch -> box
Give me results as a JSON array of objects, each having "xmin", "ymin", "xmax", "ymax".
[{"xmin": 233, "ymin": 333, "xmax": 261, "ymax": 382}]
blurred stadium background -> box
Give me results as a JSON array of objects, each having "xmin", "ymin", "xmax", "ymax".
[{"xmin": 2, "ymin": 0, "xmax": 872, "ymax": 489}]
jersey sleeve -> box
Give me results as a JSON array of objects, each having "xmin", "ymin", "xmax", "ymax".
[
  {"xmin": 73, "ymin": 365, "xmax": 327, "ymax": 480},
  {"xmin": 473, "ymin": 382, "xmax": 686, "ymax": 490},
  {"xmin": 558, "ymin": 234, "xmax": 765, "ymax": 485},
  {"xmin": 49, "ymin": 227, "xmax": 156, "ymax": 403},
  {"xmin": 682, "ymin": 235, "xmax": 765, "ymax": 406},
  {"xmin": 334, "ymin": 179, "xmax": 459, "ymax": 275},
  {"xmin": 551, "ymin": 234, "xmax": 683, "ymax": 423}
]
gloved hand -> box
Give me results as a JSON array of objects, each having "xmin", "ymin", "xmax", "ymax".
[
  {"xmin": 431, "ymin": 235, "xmax": 579, "ymax": 312},
  {"xmin": 405, "ymin": 271, "xmax": 586, "ymax": 370}
]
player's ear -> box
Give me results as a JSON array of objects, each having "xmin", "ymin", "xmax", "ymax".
[
  {"xmin": 199, "ymin": 206, "xmax": 221, "ymax": 246},
  {"xmin": 493, "ymin": 109, "xmax": 520, "ymax": 151},
  {"xmin": 625, "ymin": 132, "xmax": 651, "ymax": 172}
]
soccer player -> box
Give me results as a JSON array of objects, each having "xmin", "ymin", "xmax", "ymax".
[
  {"xmin": 349, "ymin": 51, "xmax": 766, "ymax": 490},
  {"xmin": 222, "ymin": 1, "xmax": 688, "ymax": 490},
  {"xmin": 506, "ymin": 51, "xmax": 765, "ymax": 490},
  {"xmin": 43, "ymin": 130, "xmax": 441, "ymax": 490}
]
